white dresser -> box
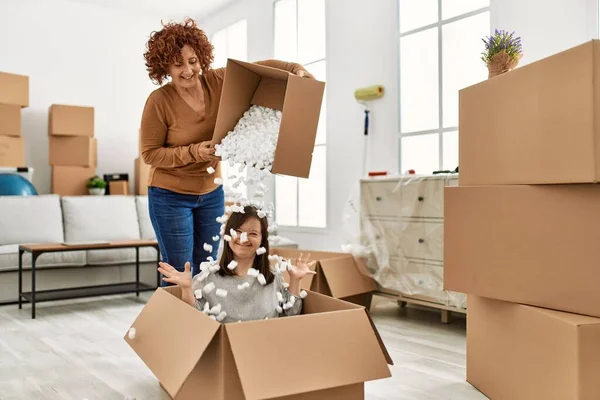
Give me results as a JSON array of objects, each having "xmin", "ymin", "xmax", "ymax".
[{"xmin": 359, "ymin": 174, "xmax": 466, "ymax": 312}]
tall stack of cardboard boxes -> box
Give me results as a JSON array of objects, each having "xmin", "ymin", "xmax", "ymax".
[
  {"xmin": 445, "ymin": 40, "xmax": 600, "ymax": 399},
  {"xmin": 49, "ymin": 104, "xmax": 97, "ymax": 196},
  {"xmin": 134, "ymin": 128, "xmax": 150, "ymax": 195},
  {"xmin": 0, "ymin": 72, "xmax": 28, "ymax": 166}
]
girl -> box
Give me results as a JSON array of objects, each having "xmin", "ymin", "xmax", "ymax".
[{"xmin": 157, "ymin": 205, "xmax": 316, "ymax": 323}]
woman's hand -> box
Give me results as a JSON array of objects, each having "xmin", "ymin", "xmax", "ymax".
[
  {"xmin": 296, "ymin": 70, "xmax": 312, "ymax": 79},
  {"xmin": 158, "ymin": 261, "xmax": 192, "ymax": 288},
  {"xmin": 194, "ymin": 141, "xmax": 220, "ymax": 162},
  {"xmin": 287, "ymin": 253, "xmax": 317, "ymax": 281}
]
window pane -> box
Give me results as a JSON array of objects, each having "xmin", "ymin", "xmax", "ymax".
[
  {"xmin": 399, "ymin": 0, "xmax": 438, "ymax": 34},
  {"xmin": 400, "ymin": 27, "xmax": 439, "ymax": 133},
  {"xmin": 401, "ymin": 134, "xmax": 440, "ymax": 174},
  {"xmin": 227, "ymin": 19, "xmax": 247, "ymax": 62},
  {"xmin": 298, "ymin": 0, "xmax": 326, "ymax": 64},
  {"xmin": 442, "ymin": 0, "xmax": 489, "ymax": 20},
  {"xmin": 275, "ymin": 175, "xmax": 298, "ymax": 226},
  {"xmin": 442, "ymin": 130, "xmax": 458, "ymax": 170},
  {"xmin": 211, "ymin": 29, "xmax": 228, "ymax": 68},
  {"xmin": 306, "ymin": 60, "xmax": 326, "ymax": 145},
  {"xmin": 274, "ymin": 0, "xmax": 297, "ymax": 61},
  {"xmin": 442, "ymin": 12, "xmax": 489, "ymax": 128},
  {"xmin": 298, "ymin": 145, "xmax": 326, "ymax": 227}
]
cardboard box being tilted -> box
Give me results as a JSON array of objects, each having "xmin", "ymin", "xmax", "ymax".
[
  {"xmin": 271, "ymin": 248, "xmax": 378, "ymax": 309},
  {"xmin": 124, "ymin": 286, "xmax": 392, "ymax": 400}
]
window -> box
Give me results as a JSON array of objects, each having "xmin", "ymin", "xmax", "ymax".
[
  {"xmin": 273, "ymin": 0, "xmax": 327, "ymax": 229},
  {"xmin": 398, "ymin": 0, "xmax": 490, "ymax": 173},
  {"xmin": 211, "ymin": 20, "xmax": 249, "ymax": 198}
]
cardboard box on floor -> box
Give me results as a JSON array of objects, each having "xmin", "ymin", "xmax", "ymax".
[
  {"xmin": 0, "ymin": 71, "xmax": 29, "ymax": 107},
  {"xmin": 211, "ymin": 59, "xmax": 325, "ymax": 179},
  {"xmin": 49, "ymin": 104, "xmax": 94, "ymax": 137},
  {"xmin": 124, "ymin": 287, "xmax": 393, "ymax": 400},
  {"xmin": 459, "ymin": 40, "xmax": 600, "ymax": 186},
  {"xmin": 0, "ymin": 136, "xmax": 25, "ymax": 167},
  {"xmin": 444, "ymin": 184, "xmax": 600, "ymax": 318},
  {"xmin": 51, "ymin": 165, "xmax": 96, "ymax": 196},
  {"xmin": 49, "ymin": 136, "xmax": 97, "ymax": 167},
  {"xmin": 270, "ymin": 248, "xmax": 377, "ymax": 309},
  {"xmin": 134, "ymin": 158, "xmax": 150, "ymax": 195},
  {"xmin": 0, "ymin": 104, "xmax": 21, "ymax": 137},
  {"xmin": 467, "ymin": 295, "xmax": 600, "ymax": 400}
]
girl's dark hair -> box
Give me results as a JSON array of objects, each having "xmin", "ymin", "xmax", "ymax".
[{"xmin": 218, "ymin": 205, "xmax": 274, "ymax": 284}]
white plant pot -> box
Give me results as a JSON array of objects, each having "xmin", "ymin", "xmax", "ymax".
[{"xmin": 88, "ymin": 188, "xmax": 105, "ymax": 196}]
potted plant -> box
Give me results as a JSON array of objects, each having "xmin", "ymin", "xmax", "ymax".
[
  {"xmin": 87, "ymin": 175, "xmax": 107, "ymax": 195},
  {"xmin": 481, "ymin": 29, "xmax": 523, "ymax": 78}
]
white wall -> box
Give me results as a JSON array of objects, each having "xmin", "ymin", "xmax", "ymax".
[
  {"xmin": 0, "ymin": 0, "xmax": 163, "ymax": 194},
  {"xmin": 491, "ymin": 0, "xmax": 598, "ymax": 65},
  {"xmin": 201, "ymin": 0, "xmax": 598, "ymax": 252}
]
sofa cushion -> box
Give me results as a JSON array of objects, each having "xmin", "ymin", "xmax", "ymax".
[
  {"xmin": 0, "ymin": 244, "xmax": 86, "ymax": 272},
  {"xmin": 135, "ymin": 196, "xmax": 156, "ymax": 240},
  {"xmin": 0, "ymin": 195, "xmax": 64, "ymax": 246},
  {"xmin": 61, "ymin": 196, "xmax": 141, "ymax": 242}
]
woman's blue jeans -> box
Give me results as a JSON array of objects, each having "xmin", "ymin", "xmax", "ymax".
[{"xmin": 148, "ymin": 185, "xmax": 224, "ymax": 285}]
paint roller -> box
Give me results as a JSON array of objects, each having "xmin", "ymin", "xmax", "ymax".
[{"xmin": 354, "ymin": 85, "xmax": 384, "ymax": 136}]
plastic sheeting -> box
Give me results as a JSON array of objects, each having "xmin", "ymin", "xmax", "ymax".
[{"xmin": 342, "ymin": 173, "xmax": 466, "ymax": 309}]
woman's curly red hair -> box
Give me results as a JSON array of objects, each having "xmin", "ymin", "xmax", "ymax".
[{"xmin": 144, "ymin": 18, "xmax": 214, "ymax": 85}]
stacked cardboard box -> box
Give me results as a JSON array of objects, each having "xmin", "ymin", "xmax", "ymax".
[
  {"xmin": 134, "ymin": 128, "xmax": 150, "ymax": 195},
  {"xmin": 0, "ymin": 72, "xmax": 28, "ymax": 166},
  {"xmin": 49, "ymin": 104, "xmax": 96, "ymax": 196},
  {"xmin": 445, "ymin": 40, "xmax": 600, "ymax": 399}
]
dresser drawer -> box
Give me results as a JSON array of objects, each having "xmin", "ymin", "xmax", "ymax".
[
  {"xmin": 399, "ymin": 178, "xmax": 446, "ymax": 218},
  {"xmin": 361, "ymin": 218, "xmax": 400, "ymax": 258},
  {"xmin": 361, "ymin": 181, "xmax": 401, "ymax": 217},
  {"xmin": 398, "ymin": 220, "xmax": 443, "ymax": 261}
]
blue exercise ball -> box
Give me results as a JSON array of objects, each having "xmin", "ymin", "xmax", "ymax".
[{"xmin": 0, "ymin": 174, "xmax": 38, "ymax": 196}]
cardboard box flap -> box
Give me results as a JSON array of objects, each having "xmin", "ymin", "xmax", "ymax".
[
  {"xmin": 224, "ymin": 307, "xmax": 391, "ymax": 399},
  {"xmin": 535, "ymin": 305, "xmax": 600, "ymax": 326},
  {"xmin": 123, "ymin": 288, "xmax": 220, "ymax": 398},
  {"xmin": 232, "ymin": 59, "xmax": 293, "ymax": 81},
  {"xmin": 272, "ymin": 74, "xmax": 325, "ymax": 178},
  {"xmin": 319, "ymin": 257, "xmax": 377, "ymax": 298},
  {"xmin": 302, "ymin": 289, "xmax": 363, "ymax": 314},
  {"xmin": 212, "ymin": 60, "xmax": 261, "ymax": 147},
  {"xmin": 271, "ymin": 248, "xmax": 347, "ymax": 261},
  {"xmin": 364, "ymin": 309, "xmax": 394, "ymax": 365}
]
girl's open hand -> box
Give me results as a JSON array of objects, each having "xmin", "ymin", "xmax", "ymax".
[
  {"xmin": 287, "ymin": 253, "xmax": 317, "ymax": 281},
  {"xmin": 158, "ymin": 261, "xmax": 192, "ymax": 288}
]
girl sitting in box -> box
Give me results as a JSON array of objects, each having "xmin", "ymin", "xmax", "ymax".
[{"xmin": 157, "ymin": 205, "xmax": 316, "ymax": 323}]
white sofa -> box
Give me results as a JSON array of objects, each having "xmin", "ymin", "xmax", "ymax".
[{"xmin": 0, "ymin": 194, "xmax": 297, "ymax": 305}]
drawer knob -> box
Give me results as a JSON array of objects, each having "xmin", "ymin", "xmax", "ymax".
[
  {"xmin": 418, "ymin": 238, "xmax": 425, "ymax": 244},
  {"xmin": 418, "ymin": 196, "xmax": 424, "ymax": 201},
  {"xmin": 375, "ymin": 196, "xmax": 382, "ymax": 201}
]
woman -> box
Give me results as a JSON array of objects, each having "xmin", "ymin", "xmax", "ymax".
[
  {"xmin": 140, "ymin": 18, "xmax": 314, "ymax": 282},
  {"xmin": 157, "ymin": 206, "xmax": 316, "ymax": 322}
]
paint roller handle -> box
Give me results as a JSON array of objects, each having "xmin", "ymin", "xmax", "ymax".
[{"xmin": 364, "ymin": 110, "xmax": 370, "ymax": 136}]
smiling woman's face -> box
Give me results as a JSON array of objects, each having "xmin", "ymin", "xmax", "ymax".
[
  {"xmin": 229, "ymin": 217, "xmax": 262, "ymax": 259},
  {"xmin": 168, "ymin": 44, "xmax": 201, "ymax": 89}
]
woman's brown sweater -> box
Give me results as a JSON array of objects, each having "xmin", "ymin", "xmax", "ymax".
[{"xmin": 139, "ymin": 59, "xmax": 313, "ymax": 195}]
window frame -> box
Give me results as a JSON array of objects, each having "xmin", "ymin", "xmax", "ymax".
[
  {"xmin": 397, "ymin": 1, "xmax": 490, "ymax": 172},
  {"xmin": 272, "ymin": 0, "xmax": 329, "ymax": 232}
]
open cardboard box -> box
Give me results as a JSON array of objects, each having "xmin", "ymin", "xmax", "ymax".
[
  {"xmin": 270, "ymin": 248, "xmax": 377, "ymax": 309},
  {"xmin": 211, "ymin": 59, "xmax": 325, "ymax": 179},
  {"xmin": 124, "ymin": 286, "xmax": 393, "ymax": 400}
]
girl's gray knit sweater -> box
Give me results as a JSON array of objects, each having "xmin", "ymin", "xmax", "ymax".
[{"xmin": 190, "ymin": 268, "xmax": 302, "ymax": 323}]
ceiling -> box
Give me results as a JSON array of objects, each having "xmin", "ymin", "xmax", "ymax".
[{"xmin": 64, "ymin": 0, "xmax": 239, "ymax": 20}]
